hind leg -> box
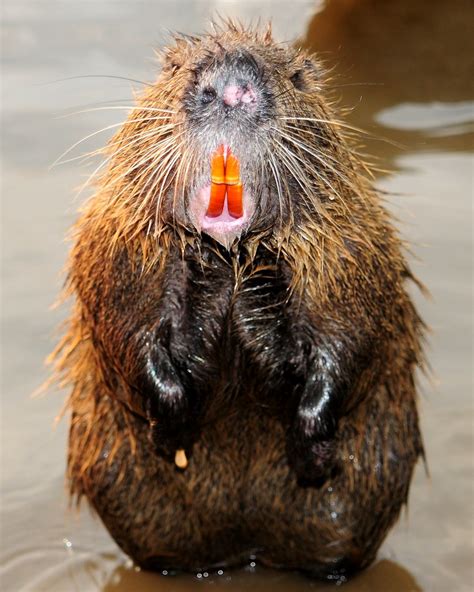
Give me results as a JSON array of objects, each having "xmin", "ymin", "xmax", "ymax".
[
  {"xmin": 68, "ymin": 380, "xmax": 421, "ymax": 579},
  {"xmin": 245, "ymin": 381, "xmax": 422, "ymax": 580},
  {"xmin": 68, "ymin": 394, "xmax": 255, "ymax": 571}
]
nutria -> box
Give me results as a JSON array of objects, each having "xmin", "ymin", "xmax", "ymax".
[{"xmin": 50, "ymin": 21, "xmax": 425, "ymax": 581}]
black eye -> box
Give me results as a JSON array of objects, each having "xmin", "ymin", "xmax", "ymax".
[
  {"xmin": 200, "ymin": 86, "xmax": 217, "ymax": 104},
  {"xmin": 290, "ymin": 70, "xmax": 305, "ymax": 90}
]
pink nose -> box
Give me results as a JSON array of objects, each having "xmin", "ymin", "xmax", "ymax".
[{"xmin": 222, "ymin": 83, "xmax": 257, "ymax": 107}]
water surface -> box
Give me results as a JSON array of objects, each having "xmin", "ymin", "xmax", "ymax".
[{"xmin": 1, "ymin": 1, "xmax": 472, "ymax": 590}]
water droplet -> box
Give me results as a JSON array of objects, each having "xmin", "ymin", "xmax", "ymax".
[{"xmin": 63, "ymin": 538, "xmax": 72, "ymax": 549}]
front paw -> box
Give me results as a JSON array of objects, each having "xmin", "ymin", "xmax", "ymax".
[
  {"xmin": 145, "ymin": 380, "xmax": 195, "ymax": 465},
  {"xmin": 286, "ymin": 409, "xmax": 338, "ymax": 486},
  {"xmin": 136, "ymin": 343, "xmax": 196, "ymax": 464}
]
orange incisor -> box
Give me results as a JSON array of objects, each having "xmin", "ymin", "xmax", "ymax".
[{"xmin": 207, "ymin": 146, "xmax": 243, "ymax": 218}]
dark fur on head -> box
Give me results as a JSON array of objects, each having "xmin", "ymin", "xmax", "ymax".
[
  {"xmin": 49, "ymin": 21, "xmax": 425, "ymax": 581},
  {"xmin": 93, "ymin": 21, "xmax": 370, "ymax": 252}
]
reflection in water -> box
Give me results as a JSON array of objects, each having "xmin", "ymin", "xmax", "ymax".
[
  {"xmin": 101, "ymin": 559, "xmax": 421, "ymax": 592},
  {"xmin": 1, "ymin": 0, "xmax": 472, "ymax": 591},
  {"xmin": 302, "ymin": 0, "xmax": 474, "ymax": 165}
]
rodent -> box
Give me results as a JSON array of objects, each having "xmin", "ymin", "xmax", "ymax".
[{"xmin": 50, "ymin": 21, "xmax": 425, "ymax": 581}]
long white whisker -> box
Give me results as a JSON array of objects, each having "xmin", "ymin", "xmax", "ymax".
[
  {"xmin": 56, "ymin": 106, "xmax": 177, "ymax": 119},
  {"xmin": 110, "ymin": 139, "xmax": 183, "ymax": 212},
  {"xmin": 103, "ymin": 132, "xmax": 184, "ymax": 197},
  {"xmin": 138, "ymin": 143, "xmax": 183, "ymax": 209},
  {"xmin": 55, "ymin": 123, "xmax": 176, "ymax": 167},
  {"xmin": 154, "ymin": 150, "xmax": 184, "ymax": 229},
  {"xmin": 267, "ymin": 152, "xmax": 285, "ymax": 225},
  {"xmin": 272, "ymin": 140, "xmax": 316, "ymax": 206},
  {"xmin": 278, "ymin": 116, "xmax": 366, "ymax": 135},
  {"xmin": 273, "ymin": 127, "xmax": 352, "ymax": 193},
  {"xmin": 50, "ymin": 116, "xmax": 175, "ymax": 169},
  {"xmin": 279, "ymin": 122, "xmax": 340, "ymax": 150},
  {"xmin": 279, "ymin": 125, "xmax": 358, "ymax": 178},
  {"xmin": 75, "ymin": 131, "xmax": 180, "ymax": 200}
]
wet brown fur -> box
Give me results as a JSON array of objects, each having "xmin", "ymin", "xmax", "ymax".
[{"xmin": 49, "ymin": 21, "xmax": 425, "ymax": 579}]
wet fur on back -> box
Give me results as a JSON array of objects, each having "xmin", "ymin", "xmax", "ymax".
[{"xmin": 49, "ymin": 21, "xmax": 425, "ymax": 580}]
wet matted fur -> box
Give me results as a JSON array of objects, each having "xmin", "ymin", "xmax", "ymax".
[{"xmin": 49, "ymin": 21, "xmax": 425, "ymax": 581}]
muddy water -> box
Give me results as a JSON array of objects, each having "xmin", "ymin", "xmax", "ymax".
[{"xmin": 1, "ymin": 1, "xmax": 472, "ymax": 590}]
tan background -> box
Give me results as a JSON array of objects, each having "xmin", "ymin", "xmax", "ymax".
[{"xmin": 1, "ymin": 0, "xmax": 473, "ymax": 590}]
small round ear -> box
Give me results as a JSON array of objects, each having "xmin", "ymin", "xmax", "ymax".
[
  {"xmin": 160, "ymin": 50, "xmax": 185, "ymax": 78},
  {"xmin": 166, "ymin": 61, "xmax": 181, "ymax": 76},
  {"xmin": 289, "ymin": 69, "xmax": 306, "ymax": 90},
  {"xmin": 289, "ymin": 57, "xmax": 320, "ymax": 92},
  {"xmin": 160, "ymin": 58, "xmax": 180, "ymax": 78},
  {"xmin": 160, "ymin": 34, "xmax": 197, "ymax": 76}
]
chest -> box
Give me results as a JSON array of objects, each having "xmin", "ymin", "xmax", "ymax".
[{"xmin": 163, "ymin": 244, "xmax": 303, "ymax": 393}]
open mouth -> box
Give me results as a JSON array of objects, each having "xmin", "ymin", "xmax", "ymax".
[{"xmin": 189, "ymin": 144, "xmax": 253, "ymax": 247}]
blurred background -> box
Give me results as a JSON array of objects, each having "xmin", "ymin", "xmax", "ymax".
[{"xmin": 1, "ymin": 1, "xmax": 472, "ymax": 590}]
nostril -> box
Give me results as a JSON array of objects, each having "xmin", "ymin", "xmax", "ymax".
[
  {"xmin": 241, "ymin": 84, "xmax": 257, "ymax": 105},
  {"xmin": 223, "ymin": 83, "xmax": 256, "ymax": 108},
  {"xmin": 200, "ymin": 86, "xmax": 217, "ymax": 105}
]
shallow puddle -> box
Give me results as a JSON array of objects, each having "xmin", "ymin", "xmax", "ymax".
[{"xmin": 1, "ymin": 1, "xmax": 472, "ymax": 590}]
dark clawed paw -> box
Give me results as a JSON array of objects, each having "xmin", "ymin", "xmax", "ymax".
[
  {"xmin": 145, "ymin": 383, "xmax": 197, "ymax": 465},
  {"xmin": 288, "ymin": 436, "xmax": 337, "ymax": 487},
  {"xmin": 137, "ymin": 347, "xmax": 196, "ymax": 464},
  {"xmin": 296, "ymin": 440, "xmax": 339, "ymax": 488},
  {"xmin": 144, "ymin": 379, "xmax": 196, "ymax": 464},
  {"xmin": 286, "ymin": 413, "xmax": 338, "ymax": 486},
  {"xmin": 147, "ymin": 416, "xmax": 194, "ymax": 466}
]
